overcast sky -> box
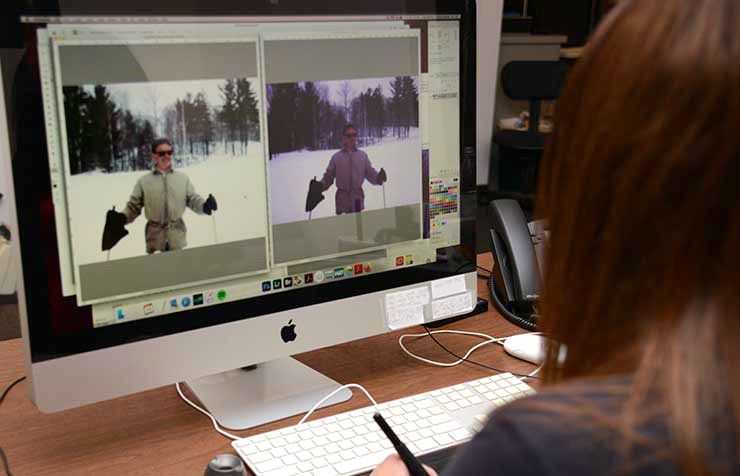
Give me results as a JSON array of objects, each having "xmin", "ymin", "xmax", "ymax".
[
  {"xmin": 318, "ymin": 76, "xmax": 419, "ymax": 105},
  {"xmin": 83, "ymin": 77, "xmax": 260, "ymax": 120}
]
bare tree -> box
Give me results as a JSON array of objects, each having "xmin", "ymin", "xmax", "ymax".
[{"xmin": 339, "ymin": 81, "xmax": 353, "ymax": 122}]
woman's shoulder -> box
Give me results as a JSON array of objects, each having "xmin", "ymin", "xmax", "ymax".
[{"xmin": 441, "ymin": 376, "xmax": 675, "ymax": 476}]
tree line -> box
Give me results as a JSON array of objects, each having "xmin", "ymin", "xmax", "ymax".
[
  {"xmin": 267, "ymin": 76, "xmax": 419, "ymax": 158},
  {"xmin": 62, "ymin": 78, "xmax": 260, "ymax": 175}
]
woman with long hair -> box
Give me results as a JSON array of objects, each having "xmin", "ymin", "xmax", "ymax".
[{"xmin": 373, "ymin": 0, "xmax": 740, "ymax": 474}]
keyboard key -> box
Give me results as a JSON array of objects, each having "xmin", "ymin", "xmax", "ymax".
[
  {"xmin": 416, "ymin": 399, "xmax": 435, "ymax": 409},
  {"xmin": 325, "ymin": 443, "xmax": 340, "ymax": 454},
  {"xmin": 263, "ymin": 466, "xmax": 298, "ymax": 476},
  {"xmin": 297, "ymin": 462, "xmax": 313, "ymax": 472},
  {"xmin": 450, "ymin": 428, "xmax": 472, "ymax": 441},
  {"xmin": 429, "ymin": 414, "xmax": 452, "ymax": 425},
  {"xmin": 311, "ymin": 468, "xmax": 338, "ymax": 476},
  {"xmin": 339, "ymin": 450, "xmax": 355, "ymax": 460},
  {"xmin": 299, "ymin": 440, "xmax": 315, "ymax": 451},
  {"xmin": 338, "ymin": 441, "xmax": 353, "ymax": 451},
  {"xmin": 297, "ymin": 450, "xmax": 313, "ymax": 462},
  {"xmin": 310, "ymin": 447, "xmax": 327, "ymax": 458},
  {"xmin": 353, "ymin": 424, "xmax": 370, "ymax": 436},
  {"xmin": 367, "ymin": 442, "xmax": 383, "ymax": 453},
  {"xmin": 314, "ymin": 436, "xmax": 329, "ymax": 447},
  {"xmin": 419, "ymin": 428, "xmax": 434, "ymax": 438},
  {"xmin": 326, "ymin": 423, "xmax": 341, "ymax": 433},
  {"xmin": 285, "ymin": 433, "xmax": 301, "ymax": 444},
  {"xmin": 353, "ymin": 446, "xmax": 370, "ymax": 457},
  {"xmin": 333, "ymin": 450, "xmax": 394, "ymax": 474},
  {"xmin": 281, "ymin": 455, "xmax": 298, "ymax": 466},
  {"xmin": 436, "ymin": 394, "xmax": 451, "ymax": 404},
  {"xmin": 312, "ymin": 456, "xmax": 329, "ymax": 468},
  {"xmin": 468, "ymin": 395, "xmax": 483, "ymax": 405},
  {"xmin": 257, "ymin": 440, "xmax": 274, "ymax": 452},
  {"xmin": 270, "ymin": 447, "xmax": 287, "ymax": 458},
  {"xmin": 285, "ymin": 443, "xmax": 301, "ymax": 454},
  {"xmin": 389, "ymin": 415, "xmax": 407, "ymax": 426},
  {"xmin": 445, "ymin": 402, "xmax": 461, "ymax": 411},
  {"xmin": 432, "ymin": 421, "xmax": 462, "ymax": 435},
  {"xmin": 326, "ymin": 453, "xmax": 342, "ymax": 464},
  {"xmin": 326, "ymin": 433, "xmax": 342, "ymax": 443},
  {"xmin": 416, "ymin": 438, "xmax": 438, "ymax": 452},
  {"xmin": 256, "ymin": 459, "xmax": 283, "ymax": 473},
  {"xmin": 433, "ymin": 434, "xmax": 455, "ymax": 447},
  {"xmin": 429, "ymin": 406, "xmax": 444, "ymax": 415},
  {"xmin": 460, "ymin": 389, "xmax": 474, "ymax": 398},
  {"xmin": 351, "ymin": 435, "xmax": 368, "ymax": 447},
  {"xmin": 247, "ymin": 452, "xmax": 271, "ymax": 464},
  {"xmin": 339, "ymin": 429, "xmax": 354, "ymax": 440},
  {"xmin": 313, "ymin": 426, "xmax": 328, "ymax": 436}
]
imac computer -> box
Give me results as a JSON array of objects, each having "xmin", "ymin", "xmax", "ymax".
[{"xmin": 5, "ymin": 0, "xmax": 477, "ymax": 430}]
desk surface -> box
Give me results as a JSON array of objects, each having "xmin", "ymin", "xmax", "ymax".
[{"xmin": 0, "ymin": 254, "xmax": 535, "ymax": 476}]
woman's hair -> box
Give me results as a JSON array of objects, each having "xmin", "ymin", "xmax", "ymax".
[{"xmin": 537, "ymin": 0, "xmax": 740, "ymax": 473}]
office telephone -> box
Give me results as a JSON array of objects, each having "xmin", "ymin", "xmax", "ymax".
[{"xmin": 488, "ymin": 199, "xmax": 546, "ymax": 331}]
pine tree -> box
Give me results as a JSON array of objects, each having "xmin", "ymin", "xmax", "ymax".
[{"xmin": 219, "ymin": 79, "xmax": 239, "ymax": 155}]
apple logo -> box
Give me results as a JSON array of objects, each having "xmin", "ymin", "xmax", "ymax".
[{"xmin": 281, "ymin": 320, "xmax": 297, "ymax": 343}]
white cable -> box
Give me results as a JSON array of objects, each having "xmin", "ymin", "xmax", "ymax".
[
  {"xmin": 175, "ymin": 382, "xmax": 240, "ymax": 441},
  {"xmin": 399, "ymin": 330, "xmax": 511, "ymax": 367},
  {"xmin": 299, "ymin": 384, "xmax": 379, "ymax": 426},
  {"xmin": 520, "ymin": 365, "xmax": 542, "ymax": 382}
]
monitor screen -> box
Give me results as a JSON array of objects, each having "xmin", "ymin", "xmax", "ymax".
[{"xmin": 11, "ymin": 4, "xmax": 475, "ymax": 363}]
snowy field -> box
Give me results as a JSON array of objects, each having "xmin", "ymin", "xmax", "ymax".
[
  {"xmin": 67, "ymin": 142, "xmax": 267, "ymax": 266},
  {"xmin": 269, "ymin": 129, "xmax": 422, "ymax": 225}
]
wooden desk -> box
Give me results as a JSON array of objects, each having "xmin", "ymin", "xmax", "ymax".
[{"xmin": 0, "ymin": 254, "xmax": 535, "ymax": 476}]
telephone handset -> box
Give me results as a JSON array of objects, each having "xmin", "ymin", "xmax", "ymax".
[{"xmin": 488, "ymin": 199, "xmax": 545, "ymax": 331}]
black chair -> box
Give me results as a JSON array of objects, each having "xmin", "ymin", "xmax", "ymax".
[{"xmin": 490, "ymin": 61, "xmax": 569, "ymax": 214}]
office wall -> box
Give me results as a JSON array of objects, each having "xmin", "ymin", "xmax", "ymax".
[{"xmin": 477, "ymin": 0, "xmax": 504, "ymax": 185}]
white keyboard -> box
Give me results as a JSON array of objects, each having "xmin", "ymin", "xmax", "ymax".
[{"xmin": 232, "ymin": 372, "xmax": 535, "ymax": 476}]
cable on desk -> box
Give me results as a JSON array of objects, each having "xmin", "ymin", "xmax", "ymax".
[
  {"xmin": 1, "ymin": 376, "xmax": 25, "ymax": 476},
  {"xmin": 175, "ymin": 382, "xmax": 241, "ymax": 441},
  {"xmin": 422, "ymin": 326, "xmax": 541, "ymax": 380},
  {"xmin": 299, "ymin": 384, "xmax": 379, "ymax": 426},
  {"xmin": 399, "ymin": 329, "xmax": 507, "ymax": 367},
  {"xmin": 0, "ymin": 377, "xmax": 25, "ymax": 406},
  {"xmin": 1, "ymin": 446, "xmax": 14, "ymax": 476}
]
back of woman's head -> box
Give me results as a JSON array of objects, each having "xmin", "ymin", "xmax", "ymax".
[{"xmin": 537, "ymin": 0, "xmax": 740, "ymax": 472}]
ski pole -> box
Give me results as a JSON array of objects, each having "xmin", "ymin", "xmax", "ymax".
[
  {"xmin": 309, "ymin": 211, "xmax": 312, "ymax": 221},
  {"xmin": 106, "ymin": 250, "xmax": 111, "ymax": 262},
  {"xmin": 212, "ymin": 214, "xmax": 219, "ymax": 244},
  {"xmin": 382, "ymin": 183, "xmax": 387, "ymax": 209}
]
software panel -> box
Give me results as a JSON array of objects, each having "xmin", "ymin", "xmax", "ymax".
[{"xmin": 19, "ymin": 14, "xmax": 470, "ymax": 342}]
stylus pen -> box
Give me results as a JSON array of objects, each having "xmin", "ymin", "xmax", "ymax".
[{"xmin": 373, "ymin": 413, "xmax": 428, "ymax": 476}]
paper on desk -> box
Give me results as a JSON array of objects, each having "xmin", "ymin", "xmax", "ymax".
[
  {"xmin": 432, "ymin": 291, "xmax": 475, "ymax": 320},
  {"xmin": 431, "ymin": 275, "xmax": 467, "ymax": 299},
  {"xmin": 385, "ymin": 286, "xmax": 430, "ymax": 330}
]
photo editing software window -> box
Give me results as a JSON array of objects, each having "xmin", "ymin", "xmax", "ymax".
[{"xmin": 33, "ymin": 15, "xmax": 462, "ymax": 328}]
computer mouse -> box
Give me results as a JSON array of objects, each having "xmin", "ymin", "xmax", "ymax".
[
  {"xmin": 204, "ymin": 454, "xmax": 246, "ymax": 476},
  {"xmin": 503, "ymin": 333, "xmax": 547, "ymax": 365}
]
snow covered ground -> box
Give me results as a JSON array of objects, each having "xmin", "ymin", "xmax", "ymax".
[
  {"xmin": 268, "ymin": 129, "xmax": 422, "ymax": 225},
  {"xmin": 66, "ymin": 142, "xmax": 268, "ymax": 266}
]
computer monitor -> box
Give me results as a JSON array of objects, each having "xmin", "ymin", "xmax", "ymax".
[{"xmin": 5, "ymin": 0, "xmax": 477, "ymax": 430}]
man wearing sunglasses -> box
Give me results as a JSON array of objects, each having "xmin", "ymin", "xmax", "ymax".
[
  {"xmin": 309, "ymin": 124, "xmax": 387, "ymax": 215},
  {"xmin": 104, "ymin": 138, "xmax": 218, "ymax": 254}
]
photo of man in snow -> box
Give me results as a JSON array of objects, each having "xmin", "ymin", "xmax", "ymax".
[
  {"xmin": 103, "ymin": 138, "xmax": 218, "ymax": 254},
  {"xmin": 268, "ymin": 76, "xmax": 421, "ymax": 226},
  {"xmin": 307, "ymin": 124, "xmax": 387, "ymax": 215}
]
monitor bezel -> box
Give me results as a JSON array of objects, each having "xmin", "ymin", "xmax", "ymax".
[{"xmin": 9, "ymin": 0, "xmax": 477, "ymax": 363}]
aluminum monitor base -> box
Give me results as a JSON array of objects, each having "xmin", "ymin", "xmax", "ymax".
[{"xmin": 185, "ymin": 357, "xmax": 352, "ymax": 430}]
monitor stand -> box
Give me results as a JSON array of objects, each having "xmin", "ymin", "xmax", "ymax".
[{"xmin": 185, "ymin": 357, "xmax": 353, "ymax": 430}]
